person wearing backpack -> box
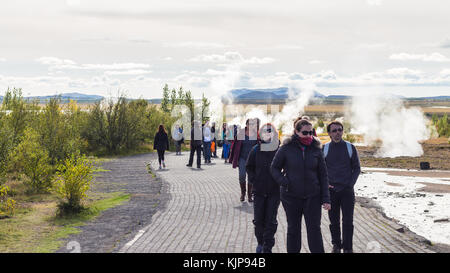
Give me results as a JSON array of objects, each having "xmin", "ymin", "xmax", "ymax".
[
  {"xmin": 246, "ymin": 123, "xmax": 280, "ymax": 253},
  {"xmin": 323, "ymin": 120, "xmax": 361, "ymax": 253}
]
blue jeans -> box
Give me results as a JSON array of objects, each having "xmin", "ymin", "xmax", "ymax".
[
  {"xmin": 238, "ymin": 157, "xmax": 248, "ymax": 184},
  {"xmin": 222, "ymin": 143, "xmax": 230, "ymax": 159},
  {"xmin": 203, "ymin": 141, "xmax": 211, "ymax": 162}
]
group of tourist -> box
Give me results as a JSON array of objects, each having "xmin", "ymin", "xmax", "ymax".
[{"xmin": 153, "ymin": 116, "xmax": 361, "ymax": 253}]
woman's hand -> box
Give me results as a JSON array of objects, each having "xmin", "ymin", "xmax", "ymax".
[{"xmin": 322, "ymin": 203, "xmax": 331, "ymax": 210}]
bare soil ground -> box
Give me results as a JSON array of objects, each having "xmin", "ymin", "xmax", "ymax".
[
  {"xmin": 417, "ymin": 182, "xmax": 450, "ymax": 194},
  {"xmin": 358, "ymin": 138, "xmax": 450, "ymax": 170}
]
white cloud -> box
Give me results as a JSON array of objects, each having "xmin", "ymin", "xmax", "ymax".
[
  {"xmin": 128, "ymin": 39, "xmax": 151, "ymax": 44},
  {"xmin": 66, "ymin": 0, "xmax": 81, "ymax": 7},
  {"xmin": 36, "ymin": 56, "xmax": 78, "ymax": 70},
  {"xmin": 3, "ymin": 66, "xmax": 450, "ymax": 100},
  {"xmin": 227, "ymin": 67, "xmax": 450, "ymax": 90},
  {"xmin": 309, "ymin": 60, "xmax": 323, "ymax": 64},
  {"xmin": 164, "ymin": 41, "xmax": 230, "ymax": 49},
  {"xmin": 355, "ymin": 43, "xmax": 389, "ymax": 50},
  {"xmin": 0, "ymin": 58, "xmax": 6, "ymax": 62},
  {"xmin": 189, "ymin": 52, "xmax": 275, "ymax": 65},
  {"xmin": 389, "ymin": 52, "xmax": 450, "ymax": 62},
  {"xmin": 189, "ymin": 53, "xmax": 238, "ymax": 63},
  {"xmin": 245, "ymin": 56, "xmax": 276, "ymax": 64},
  {"xmin": 440, "ymin": 69, "xmax": 450, "ymax": 77},
  {"xmin": 36, "ymin": 57, "xmax": 152, "ymax": 71},
  {"xmin": 366, "ymin": 0, "xmax": 383, "ymax": 6},
  {"xmin": 104, "ymin": 69, "xmax": 153, "ymax": 76},
  {"xmin": 385, "ymin": 67, "xmax": 423, "ymax": 76},
  {"xmin": 82, "ymin": 63, "xmax": 151, "ymax": 70},
  {"xmin": 273, "ymin": 44, "xmax": 303, "ymax": 50}
]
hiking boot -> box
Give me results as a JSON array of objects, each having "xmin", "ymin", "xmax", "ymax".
[
  {"xmin": 240, "ymin": 183, "xmax": 246, "ymax": 202},
  {"xmin": 256, "ymin": 245, "xmax": 263, "ymax": 253},
  {"xmin": 186, "ymin": 164, "xmax": 192, "ymax": 167},
  {"xmin": 247, "ymin": 184, "xmax": 253, "ymax": 203},
  {"xmin": 332, "ymin": 245, "xmax": 341, "ymax": 253},
  {"xmin": 343, "ymin": 249, "xmax": 353, "ymax": 253}
]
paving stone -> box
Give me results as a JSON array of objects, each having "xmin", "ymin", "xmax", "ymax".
[{"xmin": 120, "ymin": 151, "xmax": 435, "ymax": 253}]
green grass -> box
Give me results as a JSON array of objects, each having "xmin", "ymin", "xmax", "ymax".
[
  {"xmin": 0, "ymin": 192, "xmax": 130, "ymax": 253},
  {"xmin": 147, "ymin": 165, "xmax": 156, "ymax": 178}
]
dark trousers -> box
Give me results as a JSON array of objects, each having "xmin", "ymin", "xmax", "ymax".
[
  {"xmin": 281, "ymin": 194, "xmax": 325, "ymax": 253},
  {"xmin": 157, "ymin": 149, "xmax": 165, "ymax": 164},
  {"xmin": 175, "ymin": 141, "xmax": 182, "ymax": 153},
  {"xmin": 253, "ymin": 194, "xmax": 280, "ymax": 252},
  {"xmin": 188, "ymin": 145, "xmax": 202, "ymax": 167},
  {"xmin": 328, "ymin": 187, "xmax": 355, "ymax": 251}
]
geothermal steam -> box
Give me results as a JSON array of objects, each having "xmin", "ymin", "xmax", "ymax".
[
  {"xmin": 224, "ymin": 81, "xmax": 316, "ymax": 138},
  {"xmin": 348, "ymin": 95, "xmax": 429, "ymax": 157}
]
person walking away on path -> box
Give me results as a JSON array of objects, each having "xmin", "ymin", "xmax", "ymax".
[
  {"xmin": 187, "ymin": 120, "xmax": 203, "ymax": 169},
  {"xmin": 172, "ymin": 124, "xmax": 183, "ymax": 155},
  {"xmin": 271, "ymin": 119, "xmax": 331, "ymax": 253},
  {"xmin": 203, "ymin": 120, "xmax": 212, "ymax": 164},
  {"xmin": 324, "ymin": 120, "xmax": 361, "ymax": 253},
  {"xmin": 154, "ymin": 124, "xmax": 170, "ymax": 169},
  {"xmin": 229, "ymin": 118, "xmax": 260, "ymax": 202},
  {"xmin": 211, "ymin": 122, "xmax": 217, "ymax": 158},
  {"xmin": 246, "ymin": 123, "xmax": 280, "ymax": 253},
  {"xmin": 222, "ymin": 123, "xmax": 231, "ymax": 163}
]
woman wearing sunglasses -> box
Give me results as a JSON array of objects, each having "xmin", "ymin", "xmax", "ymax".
[{"xmin": 271, "ymin": 119, "xmax": 331, "ymax": 253}]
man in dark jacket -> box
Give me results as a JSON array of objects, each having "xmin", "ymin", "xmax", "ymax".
[
  {"xmin": 324, "ymin": 120, "xmax": 361, "ymax": 253},
  {"xmin": 187, "ymin": 120, "xmax": 203, "ymax": 169},
  {"xmin": 246, "ymin": 123, "xmax": 280, "ymax": 253},
  {"xmin": 271, "ymin": 119, "xmax": 330, "ymax": 253}
]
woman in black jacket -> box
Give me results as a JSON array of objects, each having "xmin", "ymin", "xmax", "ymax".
[
  {"xmin": 246, "ymin": 123, "xmax": 280, "ymax": 253},
  {"xmin": 154, "ymin": 124, "xmax": 170, "ymax": 169},
  {"xmin": 271, "ymin": 119, "xmax": 330, "ymax": 253}
]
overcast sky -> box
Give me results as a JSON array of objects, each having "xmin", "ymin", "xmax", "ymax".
[{"xmin": 1, "ymin": 0, "xmax": 450, "ymax": 99}]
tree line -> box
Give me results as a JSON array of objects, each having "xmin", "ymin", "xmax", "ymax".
[{"xmin": 1, "ymin": 85, "xmax": 209, "ymax": 214}]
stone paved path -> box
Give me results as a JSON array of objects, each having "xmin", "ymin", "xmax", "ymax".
[
  {"xmin": 57, "ymin": 153, "xmax": 167, "ymax": 253},
  {"xmin": 120, "ymin": 151, "xmax": 435, "ymax": 253}
]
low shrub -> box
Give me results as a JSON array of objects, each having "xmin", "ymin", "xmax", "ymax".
[{"xmin": 53, "ymin": 154, "xmax": 94, "ymax": 215}]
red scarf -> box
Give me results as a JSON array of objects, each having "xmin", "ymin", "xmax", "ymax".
[{"xmin": 300, "ymin": 136, "xmax": 313, "ymax": 146}]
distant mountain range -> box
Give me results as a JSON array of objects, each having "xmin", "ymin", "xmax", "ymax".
[
  {"xmin": 408, "ymin": 96, "xmax": 450, "ymax": 100},
  {"xmin": 0, "ymin": 90, "xmax": 448, "ymax": 104},
  {"xmin": 0, "ymin": 92, "xmax": 104, "ymax": 103},
  {"xmin": 224, "ymin": 88, "xmax": 449, "ymax": 104},
  {"xmin": 225, "ymin": 87, "xmax": 325, "ymax": 103}
]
